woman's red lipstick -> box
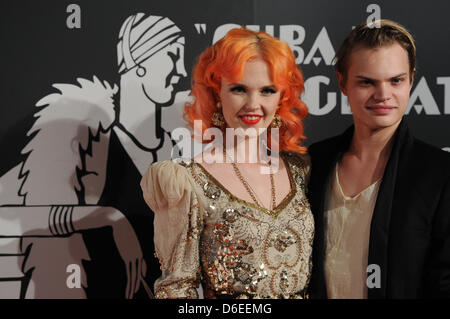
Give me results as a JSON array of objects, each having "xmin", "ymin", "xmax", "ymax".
[{"xmin": 239, "ymin": 114, "xmax": 262, "ymax": 125}]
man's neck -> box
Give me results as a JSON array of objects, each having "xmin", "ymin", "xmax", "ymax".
[{"xmin": 349, "ymin": 120, "xmax": 401, "ymax": 162}]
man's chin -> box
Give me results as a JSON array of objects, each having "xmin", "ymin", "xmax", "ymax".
[{"xmin": 365, "ymin": 117, "xmax": 402, "ymax": 131}]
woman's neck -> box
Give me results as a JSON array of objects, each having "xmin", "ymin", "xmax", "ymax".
[{"xmin": 222, "ymin": 135, "xmax": 270, "ymax": 165}]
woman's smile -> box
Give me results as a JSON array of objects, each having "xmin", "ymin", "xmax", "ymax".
[
  {"xmin": 219, "ymin": 59, "xmax": 281, "ymax": 131},
  {"xmin": 239, "ymin": 114, "xmax": 263, "ymax": 125}
]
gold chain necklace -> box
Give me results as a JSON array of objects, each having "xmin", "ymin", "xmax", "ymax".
[{"xmin": 222, "ymin": 147, "xmax": 276, "ymax": 210}]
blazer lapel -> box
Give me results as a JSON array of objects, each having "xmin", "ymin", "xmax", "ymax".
[{"xmin": 367, "ymin": 119, "xmax": 410, "ymax": 298}]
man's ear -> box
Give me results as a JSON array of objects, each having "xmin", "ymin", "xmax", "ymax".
[{"xmin": 337, "ymin": 72, "xmax": 347, "ymax": 96}]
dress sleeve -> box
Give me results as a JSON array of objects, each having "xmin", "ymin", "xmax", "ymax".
[{"xmin": 140, "ymin": 160, "xmax": 206, "ymax": 298}]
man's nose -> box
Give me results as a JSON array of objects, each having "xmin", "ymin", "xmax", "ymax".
[{"xmin": 373, "ymin": 83, "xmax": 392, "ymax": 102}]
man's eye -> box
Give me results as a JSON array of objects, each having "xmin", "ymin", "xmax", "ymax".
[
  {"xmin": 231, "ymin": 86, "xmax": 246, "ymax": 93},
  {"xmin": 359, "ymin": 80, "xmax": 372, "ymax": 85},
  {"xmin": 391, "ymin": 78, "xmax": 404, "ymax": 84}
]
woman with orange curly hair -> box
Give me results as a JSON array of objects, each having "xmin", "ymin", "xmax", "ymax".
[{"xmin": 140, "ymin": 28, "xmax": 313, "ymax": 299}]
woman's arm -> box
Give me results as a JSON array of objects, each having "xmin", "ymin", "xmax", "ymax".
[{"xmin": 141, "ymin": 160, "xmax": 205, "ymax": 298}]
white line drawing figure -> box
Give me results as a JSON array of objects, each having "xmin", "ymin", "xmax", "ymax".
[{"xmin": 0, "ymin": 13, "xmax": 187, "ymax": 299}]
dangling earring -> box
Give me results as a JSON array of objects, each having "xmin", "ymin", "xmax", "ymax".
[
  {"xmin": 271, "ymin": 106, "xmax": 282, "ymax": 128},
  {"xmin": 212, "ymin": 101, "xmax": 225, "ymax": 128},
  {"xmin": 136, "ymin": 65, "xmax": 147, "ymax": 77},
  {"xmin": 271, "ymin": 115, "xmax": 282, "ymax": 128}
]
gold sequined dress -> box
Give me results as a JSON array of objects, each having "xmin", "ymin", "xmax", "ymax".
[{"xmin": 140, "ymin": 152, "xmax": 314, "ymax": 299}]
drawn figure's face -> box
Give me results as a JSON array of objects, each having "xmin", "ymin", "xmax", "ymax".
[
  {"xmin": 140, "ymin": 38, "xmax": 187, "ymax": 105},
  {"xmin": 219, "ymin": 58, "xmax": 281, "ymax": 132},
  {"xmin": 338, "ymin": 42, "xmax": 413, "ymax": 131}
]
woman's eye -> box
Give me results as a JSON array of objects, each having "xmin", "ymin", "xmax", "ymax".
[
  {"xmin": 230, "ymin": 86, "xmax": 246, "ymax": 93},
  {"xmin": 261, "ymin": 87, "xmax": 277, "ymax": 94}
]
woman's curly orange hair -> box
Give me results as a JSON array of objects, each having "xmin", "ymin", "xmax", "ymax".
[{"xmin": 184, "ymin": 27, "xmax": 308, "ymax": 153}]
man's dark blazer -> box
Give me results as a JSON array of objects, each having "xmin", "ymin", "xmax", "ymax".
[{"xmin": 307, "ymin": 118, "xmax": 450, "ymax": 298}]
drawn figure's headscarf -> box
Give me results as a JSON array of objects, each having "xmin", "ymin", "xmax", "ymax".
[{"xmin": 117, "ymin": 13, "xmax": 183, "ymax": 74}]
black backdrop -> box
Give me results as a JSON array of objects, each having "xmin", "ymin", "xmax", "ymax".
[
  {"xmin": 0, "ymin": 0, "xmax": 449, "ymax": 299},
  {"xmin": 1, "ymin": 1, "xmax": 449, "ymax": 177}
]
